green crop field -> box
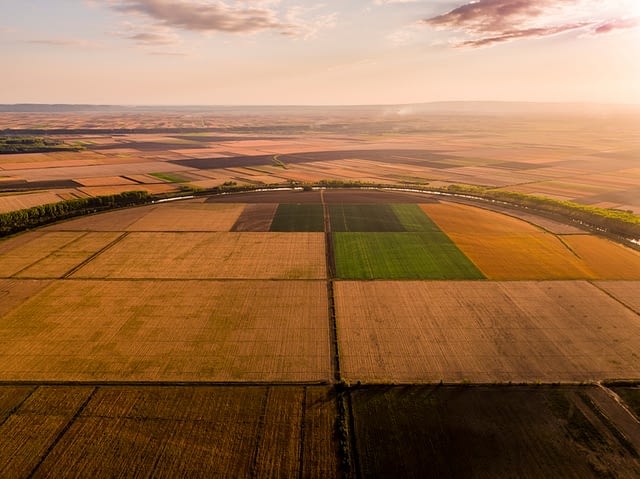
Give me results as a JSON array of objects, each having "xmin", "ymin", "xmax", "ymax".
[
  {"xmin": 329, "ymin": 204, "xmax": 405, "ymax": 232},
  {"xmin": 269, "ymin": 204, "xmax": 324, "ymax": 232},
  {"xmin": 332, "ymin": 232, "xmax": 485, "ymax": 279},
  {"xmin": 390, "ymin": 204, "xmax": 442, "ymax": 232}
]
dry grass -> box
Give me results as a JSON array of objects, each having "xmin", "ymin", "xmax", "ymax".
[
  {"xmin": 561, "ymin": 236, "xmax": 640, "ymax": 280},
  {"xmin": 335, "ymin": 280, "xmax": 640, "ymax": 383},
  {"xmin": 72, "ymin": 232, "xmax": 326, "ymax": 279},
  {"xmin": 0, "ymin": 280, "xmax": 331, "ymax": 381},
  {"xmin": 421, "ymin": 203, "xmax": 594, "ymax": 279}
]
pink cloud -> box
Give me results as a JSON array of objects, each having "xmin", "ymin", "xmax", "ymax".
[
  {"xmin": 425, "ymin": 0, "xmax": 574, "ymax": 34},
  {"xmin": 593, "ymin": 17, "xmax": 640, "ymax": 35}
]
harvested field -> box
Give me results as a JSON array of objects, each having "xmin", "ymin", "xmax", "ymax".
[
  {"xmin": 0, "ymin": 386, "xmax": 94, "ymax": 479},
  {"xmin": 335, "ymin": 281, "xmax": 640, "ymax": 383},
  {"xmin": 329, "ymin": 204, "xmax": 404, "ymax": 232},
  {"xmin": 421, "ymin": 202, "xmax": 543, "ymax": 235},
  {"xmin": 421, "ymin": 203, "xmax": 594, "ymax": 279},
  {"xmin": 44, "ymin": 205, "xmax": 155, "ymax": 231},
  {"xmin": 0, "ymin": 280, "xmax": 330, "ymax": 381},
  {"xmin": 207, "ymin": 190, "xmax": 323, "ymax": 204},
  {"xmin": 0, "ymin": 232, "xmax": 85, "ymax": 277},
  {"xmin": 0, "ymin": 280, "xmax": 52, "ymax": 318},
  {"xmin": 561, "ymin": 236, "xmax": 640, "ymax": 280},
  {"xmin": 15, "ymin": 232, "xmax": 122, "ymax": 278},
  {"xmin": 0, "ymin": 192, "xmax": 65, "ymax": 214},
  {"xmin": 72, "ymin": 232, "xmax": 326, "ymax": 279},
  {"xmin": 351, "ymin": 386, "xmax": 640, "ymax": 479},
  {"xmin": 270, "ymin": 204, "xmax": 324, "ymax": 232},
  {"xmin": 74, "ymin": 176, "xmax": 138, "ymax": 187},
  {"xmin": 231, "ymin": 203, "xmax": 277, "ymax": 231},
  {"xmin": 593, "ymin": 281, "xmax": 640, "ymax": 314},
  {"xmin": 0, "ymin": 385, "xmax": 339, "ymax": 478},
  {"xmin": 333, "ymin": 232, "xmax": 484, "ymax": 279},
  {"xmin": 125, "ymin": 202, "xmax": 245, "ymax": 232}
]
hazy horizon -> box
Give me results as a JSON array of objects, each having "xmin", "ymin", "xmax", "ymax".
[{"xmin": 1, "ymin": 0, "xmax": 639, "ymax": 105}]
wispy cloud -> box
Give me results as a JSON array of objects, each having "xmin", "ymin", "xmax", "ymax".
[
  {"xmin": 423, "ymin": 0, "xmax": 640, "ymax": 47},
  {"xmin": 26, "ymin": 38, "xmax": 100, "ymax": 48},
  {"xmin": 593, "ymin": 17, "xmax": 640, "ymax": 35},
  {"xmin": 109, "ymin": 0, "xmax": 292, "ymax": 34}
]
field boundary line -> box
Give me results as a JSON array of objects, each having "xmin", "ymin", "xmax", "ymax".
[
  {"xmin": 322, "ymin": 189, "xmax": 341, "ymax": 382},
  {"xmin": 62, "ymin": 231, "xmax": 129, "ymax": 278},
  {"xmin": 0, "ymin": 385, "xmax": 37, "ymax": 428},
  {"xmin": 9, "ymin": 231, "xmax": 89, "ymax": 278},
  {"xmin": 250, "ymin": 387, "xmax": 270, "ymax": 478},
  {"xmin": 0, "ymin": 380, "xmax": 331, "ymax": 387},
  {"xmin": 589, "ymin": 281, "xmax": 640, "ymax": 316},
  {"xmin": 298, "ymin": 386, "xmax": 307, "ymax": 479},
  {"xmin": 27, "ymin": 386, "xmax": 98, "ymax": 478}
]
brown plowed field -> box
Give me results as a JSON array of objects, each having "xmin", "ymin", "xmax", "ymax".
[
  {"xmin": 335, "ymin": 281, "xmax": 640, "ymax": 383},
  {"xmin": 561, "ymin": 235, "xmax": 640, "ymax": 279},
  {"xmin": 71, "ymin": 232, "xmax": 326, "ymax": 279},
  {"xmin": 0, "ymin": 280, "xmax": 330, "ymax": 381},
  {"xmin": 231, "ymin": 203, "xmax": 277, "ymax": 231},
  {"xmin": 124, "ymin": 202, "xmax": 245, "ymax": 231},
  {"xmin": 351, "ymin": 385, "xmax": 640, "ymax": 478}
]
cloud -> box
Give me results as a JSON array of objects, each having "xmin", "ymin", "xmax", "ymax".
[
  {"xmin": 112, "ymin": 22, "xmax": 181, "ymax": 45},
  {"xmin": 593, "ymin": 17, "xmax": 640, "ymax": 35},
  {"xmin": 281, "ymin": 5, "xmax": 337, "ymax": 39},
  {"xmin": 459, "ymin": 22, "xmax": 591, "ymax": 47},
  {"xmin": 423, "ymin": 0, "xmax": 639, "ymax": 47},
  {"xmin": 26, "ymin": 38, "xmax": 99, "ymax": 47},
  {"xmin": 109, "ymin": 0, "xmax": 292, "ymax": 34}
]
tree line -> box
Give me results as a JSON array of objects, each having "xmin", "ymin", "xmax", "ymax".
[{"xmin": 0, "ymin": 191, "xmax": 152, "ymax": 237}]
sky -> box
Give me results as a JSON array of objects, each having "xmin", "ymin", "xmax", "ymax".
[{"xmin": 1, "ymin": 0, "xmax": 639, "ymax": 105}]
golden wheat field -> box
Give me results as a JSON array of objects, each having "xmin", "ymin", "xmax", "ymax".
[
  {"xmin": 335, "ymin": 280, "xmax": 640, "ymax": 383},
  {"xmin": 70, "ymin": 232, "xmax": 326, "ymax": 279},
  {"xmin": 0, "ymin": 279, "xmax": 330, "ymax": 381}
]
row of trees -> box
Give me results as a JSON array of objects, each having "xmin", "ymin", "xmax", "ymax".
[{"xmin": 0, "ymin": 191, "xmax": 152, "ymax": 237}]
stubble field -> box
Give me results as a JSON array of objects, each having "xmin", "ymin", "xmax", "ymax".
[{"xmin": 1, "ymin": 187, "xmax": 639, "ymax": 477}]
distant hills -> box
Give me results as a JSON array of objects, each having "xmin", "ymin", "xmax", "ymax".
[{"xmin": 0, "ymin": 102, "xmax": 638, "ymax": 114}]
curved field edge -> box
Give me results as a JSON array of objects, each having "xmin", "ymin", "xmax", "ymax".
[{"xmin": 2, "ymin": 182, "xmax": 639, "ymax": 243}]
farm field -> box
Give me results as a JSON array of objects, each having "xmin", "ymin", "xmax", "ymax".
[
  {"xmin": 0, "ymin": 280, "xmax": 331, "ymax": 381},
  {"xmin": 350, "ymin": 385, "xmax": 640, "ymax": 478},
  {"xmin": 333, "ymin": 232, "xmax": 484, "ymax": 280},
  {"xmin": 0, "ymin": 385, "xmax": 339, "ymax": 478},
  {"xmin": 269, "ymin": 203, "xmax": 324, "ymax": 232},
  {"xmin": 420, "ymin": 202, "xmax": 639, "ymax": 280},
  {"xmin": 0, "ymin": 186, "xmax": 639, "ymax": 477},
  {"xmin": 335, "ymin": 280, "xmax": 640, "ymax": 383},
  {"xmin": 71, "ymin": 232, "xmax": 326, "ymax": 279}
]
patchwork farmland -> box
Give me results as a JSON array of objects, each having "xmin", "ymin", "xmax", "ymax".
[{"xmin": 1, "ymin": 188, "xmax": 640, "ymax": 477}]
